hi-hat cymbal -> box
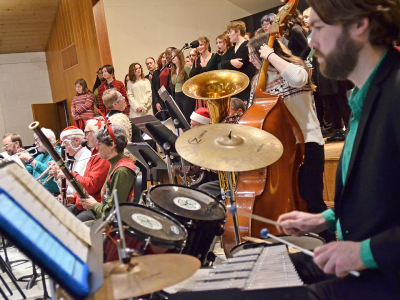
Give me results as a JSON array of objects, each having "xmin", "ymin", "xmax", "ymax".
[
  {"xmin": 175, "ymin": 124, "xmax": 283, "ymax": 172},
  {"xmin": 94, "ymin": 254, "xmax": 200, "ymax": 300}
]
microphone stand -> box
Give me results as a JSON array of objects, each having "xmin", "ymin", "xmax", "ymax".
[{"xmin": 160, "ymin": 43, "xmax": 191, "ymax": 73}]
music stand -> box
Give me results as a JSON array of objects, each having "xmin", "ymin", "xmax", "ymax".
[
  {"xmin": 126, "ymin": 142, "xmax": 168, "ymax": 187},
  {"xmin": 158, "ymin": 86, "xmax": 190, "ymax": 132}
]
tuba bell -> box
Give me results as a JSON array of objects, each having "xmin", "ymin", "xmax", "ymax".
[{"xmin": 182, "ymin": 70, "xmax": 249, "ymax": 190}]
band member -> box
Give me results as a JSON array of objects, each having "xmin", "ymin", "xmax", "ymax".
[
  {"xmin": 51, "ymin": 126, "xmax": 91, "ymax": 196},
  {"xmin": 18, "ymin": 128, "xmax": 60, "ymax": 194},
  {"xmin": 80, "ymin": 124, "xmax": 139, "ymax": 219},
  {"xmin": 222, "ymin": 97, "xmax": 245, "ymax": 124},
  {"xmin": 97, "ymin": 64, "xmax": 129, "ymax": 116},
  {"xmin": 248, "ymin": 34, "xmax": 326, "ymax": 218},
  {"xmin": 103, "ymin": 88, "xmax": 145, "ymax": 143},
  {"xmin": 277, "ymin": 1, "xmax": 400, "ymax": 299},
  {"xmin": 2, "ymin": 133, "xmax": 23, "ymax": 156},
  {"xmin": 65, "ymin": 119, "xmax": 110, "ymax": 221}
]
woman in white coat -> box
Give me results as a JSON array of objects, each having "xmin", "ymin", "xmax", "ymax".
[{"xmin": 127, "ymin": 62, "xmax": 153, "ymax": 118}]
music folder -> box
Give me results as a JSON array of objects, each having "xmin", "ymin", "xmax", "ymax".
[
  {"xmin": 126, "ymin": 142, "xmax": 167, "ymax": 170},
  {"xmin": 0, "ymin": 161, "xmax": 103, "ymax": 300}
]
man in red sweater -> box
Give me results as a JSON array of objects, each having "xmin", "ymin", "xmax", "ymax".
[
  {"xmin": 67, "ymin": 118, "xmax": 110, "ymax": 221},
  {"xmin": 98, "ymin": 64, "xmax": 129, "ymax": 116}
]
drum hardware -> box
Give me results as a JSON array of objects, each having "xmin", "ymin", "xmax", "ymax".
[
  {"xmin": 145, "ymin": 184, "xmax": 226, "ymax": 266},
  {"xmin": 175, "ymin": 124, "xmax": 284, "ymax": 247},
  {"xmin": 112, "ymin": 189, "xmax": 131, "ymax": 264},
  {"xmin": 103, "ymin": 203, "xmax": 188, "ymax": 263}
]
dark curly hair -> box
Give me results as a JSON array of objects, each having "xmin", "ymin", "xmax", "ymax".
[
  {"xmin": 284, "ymin": 10, "xmax": 308, "ymax": 39},
  {"xmin": 307, "ymin": 0, "xmax": 400, "ymax": 46}
]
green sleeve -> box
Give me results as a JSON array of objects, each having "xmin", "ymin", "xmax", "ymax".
[
  {"xmin": 360, "ymin": 239, "xmax": 379, "ymax": 269},
  {"xmin": 321, "ymin": 209, "xmax": 336, "ymax": 232},
  {"xmin": 93, "ymin": 167, "xmax": 136, "ymax": 217}
]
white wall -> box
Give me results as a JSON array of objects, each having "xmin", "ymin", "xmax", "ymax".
[
  {"xmin": 103, "ymin": 0, "xmax": 254, "ymax": 80},
  {"xmin": 0, "ymin": 52, "xmax": 52, "ymax": 145}
]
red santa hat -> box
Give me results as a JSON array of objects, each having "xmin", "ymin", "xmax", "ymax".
[
  {"xmin": 60, "ymin": 126, "xmax": 84, "ymax": 141},
  {"xmin": 190, "ymin": 107, "xmax": 211, "ymax": 125}
]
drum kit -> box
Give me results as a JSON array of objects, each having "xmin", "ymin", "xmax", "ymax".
[{"xmin": 83, "ymin": 124, "xmax": 286, "ymax": 299}]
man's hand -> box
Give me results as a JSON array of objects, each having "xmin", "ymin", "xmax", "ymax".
[
  {"xmin": 156, "ymin": 103, "xmax": 162, "ymax": 111},
  {"xmin": 80, "ymin": 195, "xmax": 97, "ymax": 210},
  {"xmin": 136, "ymin": 107, "xmax": 143, "ymax": 113},
  {"xmin": 277, "ymin": 211, "xmax": 329, "ymax": 236},
  {"xmin": 230, "ymin": 58, "xmax": 243, "ymax": 69},
  {"xmin": 313, "ymin": 242, "xmax": 367, "ymax": 277},
  {"xmin": 18, "ymin": 151, "xmax": 32, "ymax": 163}
]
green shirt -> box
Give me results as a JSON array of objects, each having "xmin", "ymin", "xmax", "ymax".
[
  {"xmin": 322, "ymin": 51, "xmax": 388, "ymax": 270},
  {"xmin": 171, "ymin": 65, "xmax": 191, "ymax": 93},
  {"xmin": 92, "ymin": 154, "xmax": 136, "ymax": 219}
]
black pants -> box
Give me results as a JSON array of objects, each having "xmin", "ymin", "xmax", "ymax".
[
  {"xmin": 174, "ymin": 91, "xmax": 196, "ymax": 123},
  {"xmin": 68, "ymin": 205, "xmax": 96, "ymax": 222},
  {"xmin": 291, "ymin": 253, "xmax": 400, "ymax": 300},
  {"xmin": 299, "ymin": 143, "xmax": 326, "ymax": 214}
]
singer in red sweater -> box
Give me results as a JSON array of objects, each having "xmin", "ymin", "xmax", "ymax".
[{"xmin": 97, "ymin": 64, "xmax": 129, "ymax": 116}]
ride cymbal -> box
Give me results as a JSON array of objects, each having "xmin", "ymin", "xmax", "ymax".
[
  {"xmin": 93, "ymin": 254, "xmax": 200, "ymax": 300},
  {"xmin": 175, "ymin": 124, "xmax": 283, "ymax": 172}
]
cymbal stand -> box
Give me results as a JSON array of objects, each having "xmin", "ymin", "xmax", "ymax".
[
  {"xmin": 173, "ymin": 119, "xmax": 188, "ymax": 187},
  {"xmin": 2, "ymin": 236, "xmax": 28, "ymax": 268},
  {"xmin": 113, "ymin": 190, "xmax": 131, "ymax": 264},
  {"xmin": 226, "ymin": 171, "xmax": 241, "ymax": 245},
  {"xmin": 162, "ymin": 143, "xmax": 174, "ymax": 184},
  {"xmin": 35, "ymin": 269, "xmax": 50, "ymax": 300}
]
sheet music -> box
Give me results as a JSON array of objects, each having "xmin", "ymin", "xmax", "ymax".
[
  {"xmin": 0, "ymin": 152, "xmax": 25, "ymax": 169},
  {"xmin": 0, "ymin": 163, "xmax": 90, "ymax": 261}
]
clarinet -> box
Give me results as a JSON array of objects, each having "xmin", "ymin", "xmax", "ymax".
[
  {"xmin": 29, "ymin": 121, "xmax": 89, "ymax": 199},
  {"xmin": 60, "ymin": 145, "xmax": 68, "ymax": 206}
]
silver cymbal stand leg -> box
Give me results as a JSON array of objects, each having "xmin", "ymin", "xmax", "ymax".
[
  {"xmin": 163, "ymin": 143, "xmax": 174, "ymax": 184},
  {"xmin": 175, "ymin": 128, "xmax": 188, "ymax": 186},
  {"xmin": 226, "ymin": 171, "xmax": 241, "ymax": 245},
  {"xmin": 113, "ymin": 190, "xmax": 130, "ymax": 264}
]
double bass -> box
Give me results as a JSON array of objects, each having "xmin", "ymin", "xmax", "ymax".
[{"xmin": 222, "ymin": 0, "xmax": 308, "ymax": 256}]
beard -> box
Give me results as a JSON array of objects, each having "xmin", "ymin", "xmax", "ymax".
[{"xmin": 314, "ymin": 29, "xmax": 362, "ymax": 80}]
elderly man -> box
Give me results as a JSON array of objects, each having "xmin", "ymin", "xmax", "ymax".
[
  {"xmin": 60, "ymin": 119, "xmax": 111, "ymax": 222},
  {"xmin": 50, "ymin": 126, "xmax": 91, "ymax": 196},
  {"xmin": 18, "ymin": 128, "xmax": 60, "ymax": 194},
  {"xmin": 2, "ymin": 133, "xmax": 23, "ymax": 156},
  {"xmin": 80, "ymin": 124, "xmax": 138, "ymax": 219}
]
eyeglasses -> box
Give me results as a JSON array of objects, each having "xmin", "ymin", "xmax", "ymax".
[
  {"xmin": 84, "ymin": 130, "xmax": 93, "ymax": 136},
  {"xmin": 114, "ymin": 96, "xmax": 124, "ymax": 104},
  {"xmin": 248, "ymin": 52, "xmax": 257, "ymax": 60},
  {"xmin": 34, "ymin": 138, "xmax": 41, "ymax": 144},
  {"xmin": 2, "ymin": 142, "xmax": 14, "ymax": 149}
]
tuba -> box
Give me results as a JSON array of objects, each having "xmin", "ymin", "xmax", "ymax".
[{"xmin": 182, "ymin": 70, "xmax": 249, "ymax": 190}]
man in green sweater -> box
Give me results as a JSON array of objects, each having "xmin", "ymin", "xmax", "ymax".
[{"xmin": 80, "ymin": 124, "xmax": 138, "ymax": 219}]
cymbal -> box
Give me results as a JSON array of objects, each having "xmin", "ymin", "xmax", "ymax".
[
  {"xmin": 93, "ymin": 254, "xmax": 200, "ymax": 300},
  {"xmin": 175, "ymin": 124, "xmax": 283, "ymax": 172}
]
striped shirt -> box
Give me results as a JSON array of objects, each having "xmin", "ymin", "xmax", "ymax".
[
  {"xmin": 98, "ymin": 79, "xmax": 129, "ymax": 116},
  {"xmin": 71, "ymin": 93, "xmax": 95, "ymax": 120}
]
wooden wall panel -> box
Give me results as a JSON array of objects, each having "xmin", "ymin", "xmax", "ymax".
[{"xmin": 45, "ymin": 0, "xmax": 103, "ymax": 124}]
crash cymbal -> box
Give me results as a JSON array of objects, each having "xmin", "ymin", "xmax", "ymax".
[
  {"xmin": 93, "ymin": 254, "xmax": 200, "ymax": 300},
  {"xmin": 175, "ymin": 124, "xmax": 283, "ymax": 172}
]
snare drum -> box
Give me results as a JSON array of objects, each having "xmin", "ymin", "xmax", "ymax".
[
  {"xmin": 145, "ymin": 184, "xmax": 226, "ymax": 266},
  {"xmin": 103, "ymin": 203, "xmax": 187, "ymax": 262}
]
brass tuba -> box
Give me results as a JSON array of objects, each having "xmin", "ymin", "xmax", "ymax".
[{"xmin": 182, "ymin": 70, "xmax": 249, "ymax": 190}]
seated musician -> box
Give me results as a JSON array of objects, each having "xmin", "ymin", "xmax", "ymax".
[
  {"xmin": 175, "ymin": 108, "xmax": 219, "ymax": 188},
  {"xmin": 2, "ymin": 133, "xmax": 23, "ymax": 156},
  {"xmin": 18, "ymin": 128, "xmax": 60, "ymax": 195},
  {"xmin": 80, "ymin": 124, "xmax": 139, "ymax": 219},
  {"xmin": 276, "ymin": 1, "xmax": 400, "ymax": 299},
  {"xmin": 61, "ymin": 119, "xmax": 111, "ymax": 221},
  {"xmin": 222, "ymin": 97, "xmax": 245, "ymax": 124},
  {"xmin": 103, "ymin": 88, "xmax": 145, "ymax": 143}
]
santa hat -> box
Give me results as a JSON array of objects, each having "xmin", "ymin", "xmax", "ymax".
[
  {"xmin": 190, "ymin": 107, "xmax": 211, "ymax": 125},
  {"xmin": 60, "ymin": 126, "xmax": 84, "ymax": 141}
]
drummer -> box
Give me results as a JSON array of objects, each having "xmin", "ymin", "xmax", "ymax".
[{"xmin": 80, "ymin": 124, "xmax": 139, "ymax": 218}]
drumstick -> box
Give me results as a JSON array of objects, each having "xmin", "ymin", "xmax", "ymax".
[
  {"xmin": 230, "ymin": 207, "xmax": 320, "ymax": 238},
  {"xmin": 260, "ymin": 229, "xmax": 360, "ymax": 277}
]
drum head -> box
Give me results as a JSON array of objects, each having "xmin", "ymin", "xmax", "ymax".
[
  {"xmin": 148, "ymin": 185, "xmax": 226, "ymax": 222},
  {"xmin": 119, "ymin": 204, "xmax": 187, "ymax": 245}
]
